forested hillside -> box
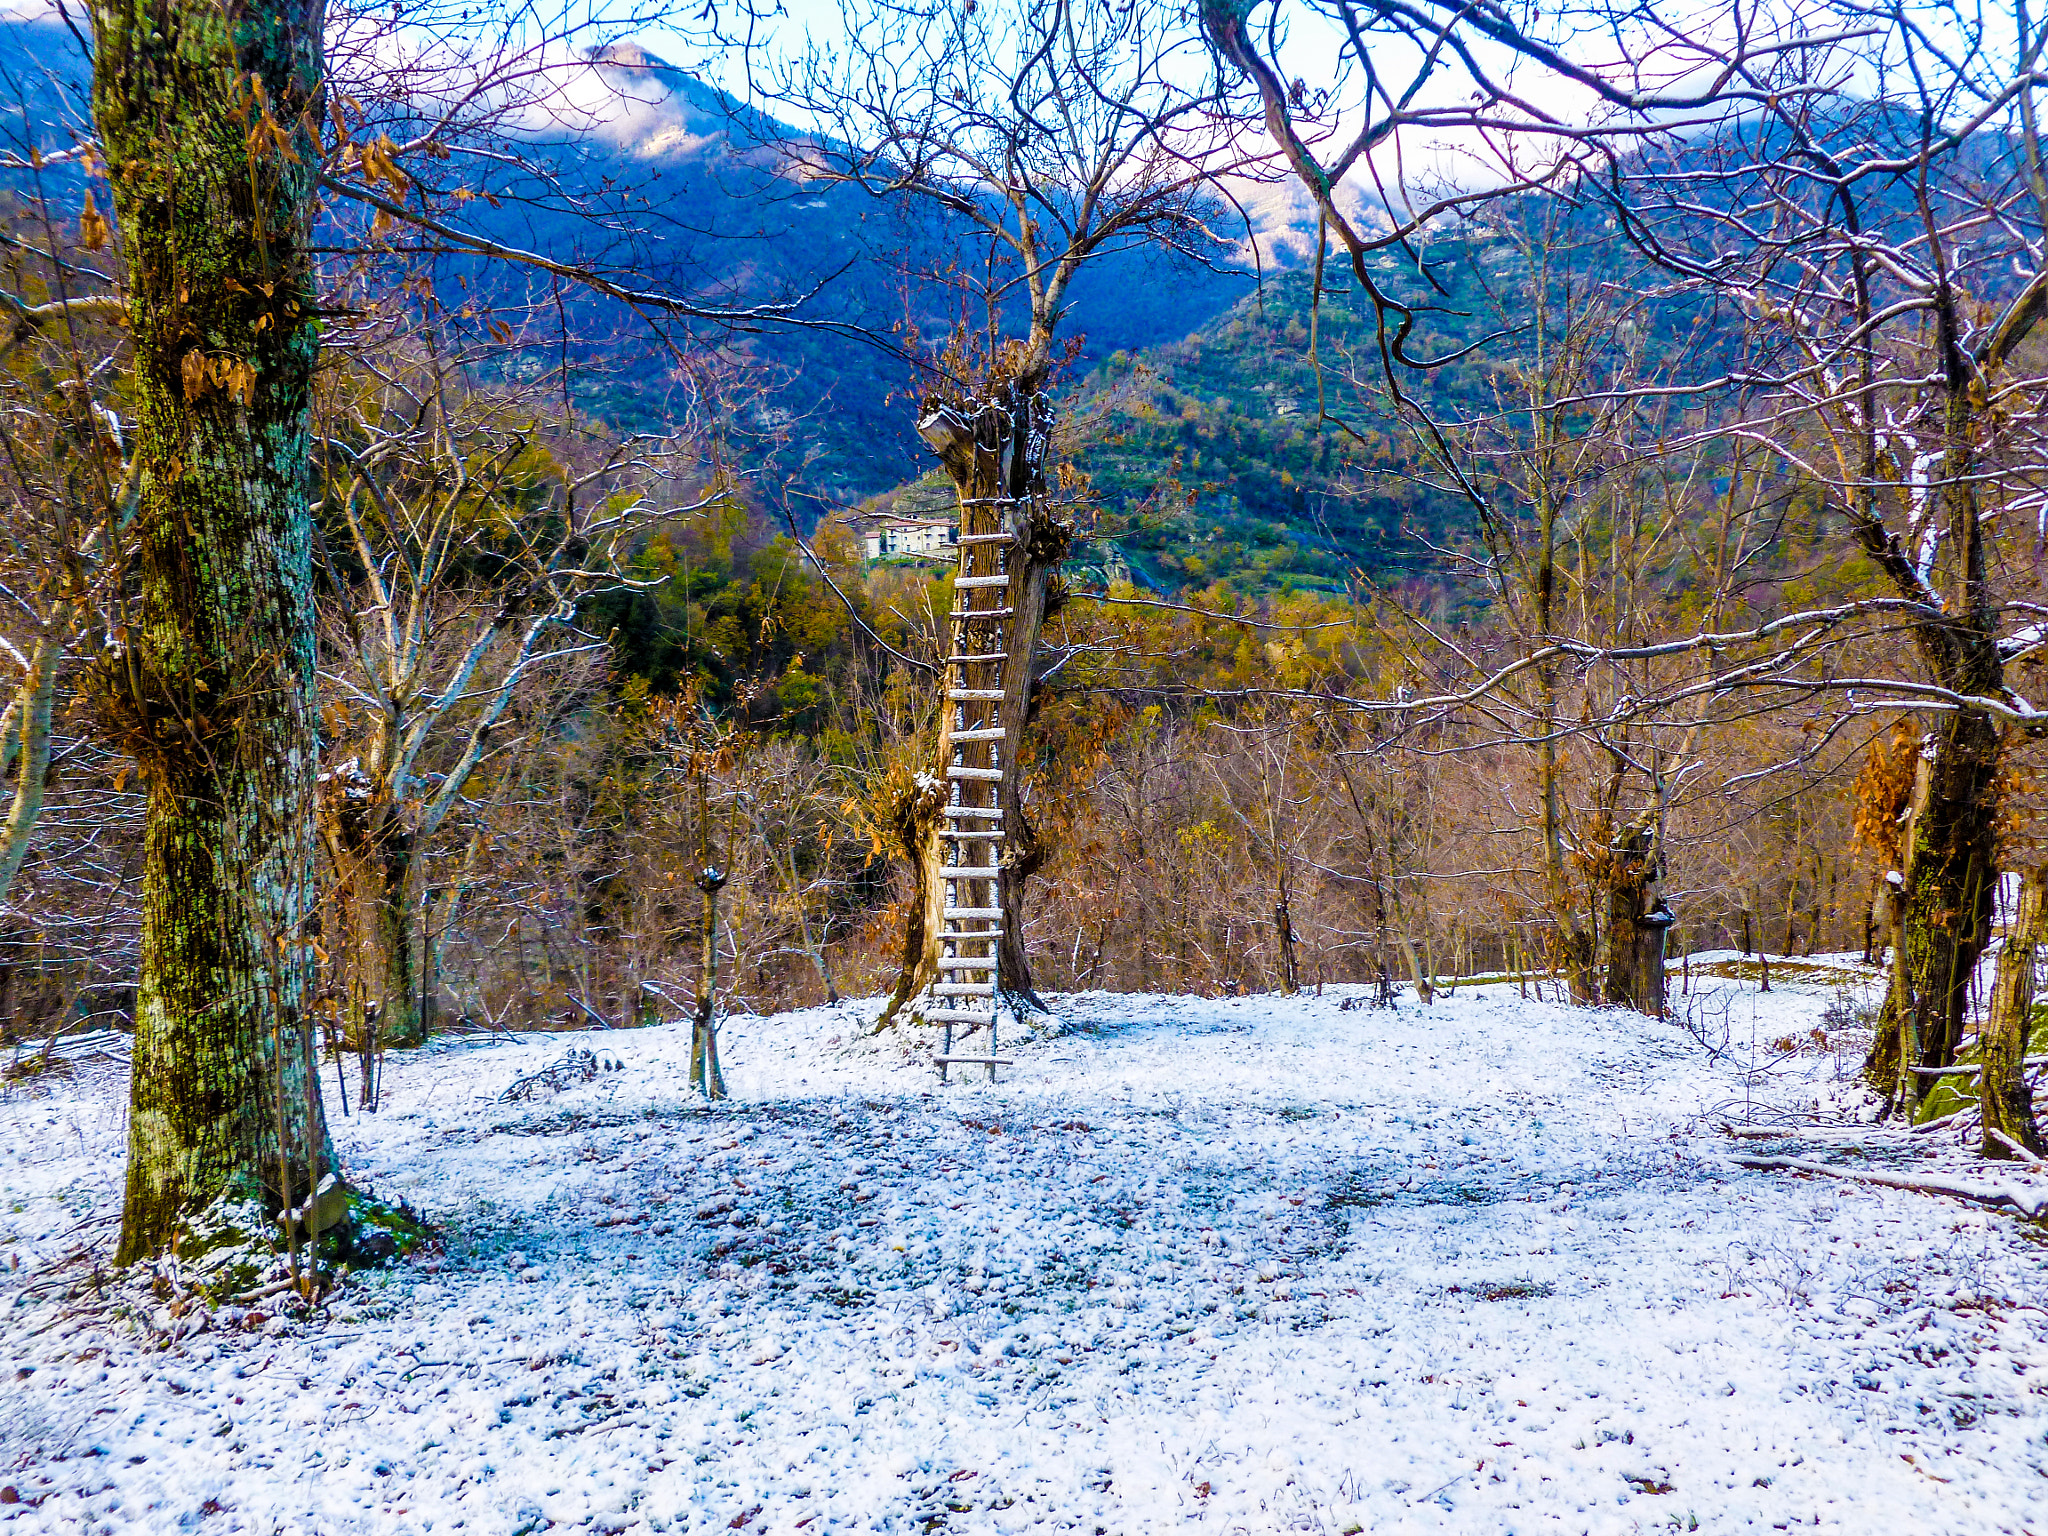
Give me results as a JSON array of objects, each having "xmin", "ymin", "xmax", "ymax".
[
  {"xmin": 0, "ymin": 24, "xmax": 1644, "ymax": 603},
  {"xmin": 1066, "ymin": 257, "xmax": 1508, "ymax": 595}
]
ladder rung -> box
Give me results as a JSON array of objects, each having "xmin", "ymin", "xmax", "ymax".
[
  {"xmin": 935, "ymin": 983, "xmax": 995, "ymax": 997},
  {"xmin": 952, "ymin": 607, "xmax": 1014, "ymax": 619},
  {"xmin": 943, "ymin": 829, "xmax": 1003, "ymax": 840},
  {"xmin": 947, "ymin": 766, "xmax": 1003, "ymax": 781},
  {"xmin": 950, "ymin": 653, "xmax": 1007, "ymax": 664},
  {"xmin": 943, "ymin": 907, "xmax": 1003, "ymax": 920},
  {"xmin": 953, "ymin": 574, "xmax": 1010, "ymax": 589},
  {"xmin": 951, "ymin": 728, "xmax": 1006, "ymax": 741},
  {"xmin": 943, "ymin": 866, "xmax": 1000, "ymax": 879},
  {"xmin": 947, "ymin": 689, "xmax": 1004, "ymax": 701},
  {"xmin": 956, "ymin": 532, "xmax": 1015, "ymax": 544},
  {"xmin": 944, "ymin": 806, "xmax": 1003, "ymax": 819},
  {"xmin": 935, "ymin": 1055, "xmax": 1013, "ymax": 1067},
  {"xmin": 938, "ymin": 956, "xmax": 999, "ymax": 970},
  {"xmin": 924, "ymin": 1009, "xmax": 998, "ymax": 1024}
]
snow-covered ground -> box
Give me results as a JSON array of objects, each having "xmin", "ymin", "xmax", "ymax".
[{"xmin": 3, "ymin": 960, "xmax": 2047, "ymax": 1534}]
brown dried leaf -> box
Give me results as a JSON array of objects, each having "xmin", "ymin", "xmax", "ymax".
[{"xmin": 78, "ymin": 188, "xmax": 108, "ymax": 252}]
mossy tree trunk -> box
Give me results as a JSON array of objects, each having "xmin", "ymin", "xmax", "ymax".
[
  {"xmin": 1892, "ymin": 700, "xmax": 2000, "ymax": 1110},
  {"xmin": 1981, "ymin": 866, "xmax": 2046, "ymax": 1159},
  {"xmin": 96, "ymin": 0, "xmax": 334, "ymax": 1262},
  {"xmin": 1866, "ymin": 872, "xmax": 1909, "ymax": 1094},
  {"xmin": 1854, "ymin": 284, "xmax": 2018, "ymax": 1112}
]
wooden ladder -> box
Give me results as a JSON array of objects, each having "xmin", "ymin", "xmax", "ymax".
[{"xmin": 926, "ymin": 523, "xmax": 1018, "ymax": 1083}]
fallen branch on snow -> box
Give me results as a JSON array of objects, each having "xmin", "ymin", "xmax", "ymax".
[
  {"xmin": 498, "ymin": 1048, "xmax": 624, "ymax": 1103},
  {"xmin": 1721, "ymin": 1123, "xmax": 1883, "ymax": 1141},
  {"xmin": 1987, "ymin": 1129, "xmax": 2047, "ymax": 1168},
  {"xmin": 1908, "ymin": 1054, "xmax": 2048, "ymax": 1077},
  {"xmin": 1732, "ymin": 1154, "xmax": 2048, "ymax": 1220},
  {"xmin": 1911, "ymin": 1109, "xmax": 1974, "ymax": 1135}
]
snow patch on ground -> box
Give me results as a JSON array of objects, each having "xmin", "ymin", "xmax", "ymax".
[{"xmin": 2, "ymin": 962, "xmax": 2045, "ymax": 1533}]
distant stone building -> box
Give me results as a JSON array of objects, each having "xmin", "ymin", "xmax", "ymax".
[{"xmin": 863, "ymin": 516, "xmax": 957, "ymax": 560}]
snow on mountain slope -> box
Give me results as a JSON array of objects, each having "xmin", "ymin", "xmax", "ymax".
[{"xmin": 2, "ymin": 966, "xmax": 2045, "ymax": 1533}]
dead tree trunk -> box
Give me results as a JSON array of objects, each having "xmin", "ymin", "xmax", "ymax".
[
  {"xmin": 1272, "ymin": 890, "xmax": 1299, "ymax": 995},
  {"xmin": 690, "ymin": 749, "xmax": 727, "ymax": 1100},
  {"xmin": 691, "ymin": 865, "xmax": 727, "ymax": 1099}
]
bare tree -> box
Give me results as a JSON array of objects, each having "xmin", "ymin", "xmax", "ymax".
[
  {"xmin": 1206, "ymin": 0, "xmax": 2048, "ymax": 1061},
  {"xmin": 312, "ymin": 325, "xmax": 708, "ymax": 1082},
  {"xmin": 0, "ymin": 0, "xmax": 869, "ymax": 1260},
  {"xmin": 745, "ymin": 0, "xmax": 1251, "ymax": 1025},
  {"xmin": 0, "ymin": 183, "xmax": 134, "ymax": 909}
]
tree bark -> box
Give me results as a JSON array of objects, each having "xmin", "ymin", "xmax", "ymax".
[
  {"xmin": 98, "ymin": 0, "xmax": 334, "ymax": 1262},
  {"xmin": 1867, "ymin": 743, "xmax": 1929, "ymax": 1094},
  {"xmin": 1868, "ymin": 288, "xmax": 2007, "ymax": 1113},
  {"xmin": 1981, "ymin": 867, "xmax": 2045, "ymax": 1159},
  {"xmin": 318, "ymin": 764, "xmax": 423, "ymax": 1056},
  {"xmin": 994, "ymin": 521, "xmax": 1058, "ymax": 1004},
  {"xmin": 874, "ymin": 774, "xmax": 942, "ymax": 1026},
  {"xmin": 1533, "ymin": 489, "xmax": 1595, "ymax": 1003}
]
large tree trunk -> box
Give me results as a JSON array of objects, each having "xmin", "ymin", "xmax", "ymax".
[
  {"xmin": 1866, "ymin": 742, "xmax": 1928, "ymax": 1095},
  {"xmin": 371, "ymin": 841, "xmax": 420, "ymax": 1047},
  {"xmin": 874, "ymin": 774, "xmax": 942, "ymax": 1027},
  {"xmin": 335, "ymin": 840, "xmax": 417, "ymax": 1111},
  {"xmin": 1981, "ymin": 867, "xmax": 2046, "ymax": 1159},
  {"xmin": 1883, "ymin": 292, "xmax": 2006, "ymax": 1113},
  {"xmin": 881, "ymin": 374, "xmax": 1066, "ymax": 1026},
  {"xmin": 1895, "ymin": 710, "xmax": 1999, "ymax": 1109},
  {"xmin": 1866, "ymin": 872, "xmax": 1909, "ymax": 1093},
  {"xmin": 98, "ymin": 0, "xmax": 335, "ymax": 1262},
  {"xmin": 1535, "ymin": 676, "xmax": 1594, "ymax": 1000},
  {"xmin": 993, "ymin": 537, "xmax": 1058, "ymax": 1004},
  {"xmin": 1604, "ymin": 820, "xmax": 1670, "ymax": 1015}
]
